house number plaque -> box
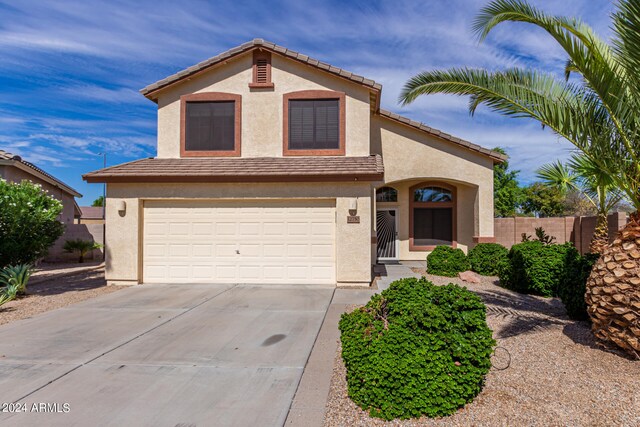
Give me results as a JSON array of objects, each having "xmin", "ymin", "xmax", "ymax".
[{"xmin": 347, "ymin": 215, "xmax": 360, "ymax": 224}]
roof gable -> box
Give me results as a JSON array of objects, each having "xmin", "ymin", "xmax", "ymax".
[{"xmin": 140, "ymin": 39, "xmax": 382, "ymax": 102}]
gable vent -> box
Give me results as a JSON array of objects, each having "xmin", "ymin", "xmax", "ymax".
[{"xmin": 250, "ymin": 50, "xmax": 274, "ymax": 88}]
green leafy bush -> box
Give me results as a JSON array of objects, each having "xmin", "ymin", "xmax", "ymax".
[
  {"xmin": 427, "ymin": 246, "xmax": 470, "ymax": 277},
  {"xmin": 558, "ymin": 251, "xmax": 599, "ymax": 320},
  {"xmin": 339, "ymin": 277, "xmax": 495, "ymax": 420},
  {"xmin": 0, "ymin": 179, "xmax": 64, "ymax": 267},
  {"xmin": 64, "ymin": 239, "xmax": 102, "ymax": 263},
  {"xmin": 468, "ymin": 243, "xmax": 508, "ymax": 276},
  {"xmin": 499, "ymin": 241, "xmax": 575, "ymax": 297},
  {"xmin": 0, "ymin": 264, "xmax": 32, "ymax": 295}
]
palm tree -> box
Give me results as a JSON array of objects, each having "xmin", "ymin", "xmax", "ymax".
[
  {"xmin": 63, "ymin": 239, "xmax": 102, "ymax": 263},
  {"xmin": 537, "ymin": 155, "xmax": 623, "ymax": 254},
  {"xmin": 400, "ymin": 0, "xmax": 640, "ymax": 358}
]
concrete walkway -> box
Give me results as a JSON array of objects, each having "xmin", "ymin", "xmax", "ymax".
[
  {"xmin": 0, "ymin": 283, "xmax": 333, "ymax": 427},
  {"xmin": 374, "ymin": 261, "xmax": 423, "ymax": 291}
]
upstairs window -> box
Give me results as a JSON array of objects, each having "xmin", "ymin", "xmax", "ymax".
[
  {"xmin": 283, "ymin": 90, "xmax": 345, "ymax": 156},
  {"xmin": 288, "ymin": 99, "xmax": 339, "ymax": 150},
  {"xmin": 180, "ymin": 92, "xmax": 241, "ymax": 157}
]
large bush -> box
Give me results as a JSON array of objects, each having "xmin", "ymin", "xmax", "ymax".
[
  {"xmin": 468, "ymin": 243, "xmax": 508, "ymax": 276},
  {"xmin": 558, "ymin": 251, "xmax": 599, "ymax": 320},
  {"xmin": 426, "ymin": 246, "xmax": 470, "ymax": 277},
  {"xmin": 339, "ymin": 277, "xmax": 495, "ymax": 420},
  {"xmin": 0, "ymin": 179, "xmax": 64, "ymax": 267},
  {"xmin": 499, "ymin": 241, "xmax": 575, "ymax": 297}
]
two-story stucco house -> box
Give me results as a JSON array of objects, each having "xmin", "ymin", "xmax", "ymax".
[{"xmin": 84, "ymin": 39, "xmax": 505, "ymax": 287}]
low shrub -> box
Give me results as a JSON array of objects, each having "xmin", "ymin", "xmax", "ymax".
[
  {"xmin": 558, "ymin": 251, "xmax": 599, "ymax": 320},
  {"xmin": 468, "ymin": 243, "xmax": 508, "ymax": 276},
  {"xmin": 0, "ymin": 264, "xmax": 32, "ymax": 295},
  {"xmin": 499, "ymin": 241, "xmax": 575, "ymax": 297},
  {"xmin": 426, "ymin": 246, "xmax": 470, "ymax": 277},
  {"xmin": 339, "ymin": 277, "xmax": 495, "ymax": 420},
  {"xmin": 63, "ymin": 239, "xmax": 102, "ymax": 263}
]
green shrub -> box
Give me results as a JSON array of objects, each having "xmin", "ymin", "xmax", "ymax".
[
  {"xmin": 0, "ymin": 264, "xmax": 32, "ymax": 295},
  {"xmin": 427, "ymin": 246, "xmax": 470, "ymax": 277},
  {"xmin": 339, "ymin": 277, "xmax": 495, "ymax": 420},
  {"xmin": 468, "ymin": 243, "xmax": 508, "ymax": 276},
  {"xmin": 499, "ymin": 241, "xmax": 575, "ymax": 297},
  {"xmin": 0, "ymin": 282, "xmax": 20, "ymax": 307},
  {"xmin": 558, "ymin": 251, "xmax": 599, "ymax": 320},
  {"xmin": 64, "ymin": 239, "xmax": 102, "ymax": 263},
  {"xmin": 0, "ymin": 179, "xmax": 64, "ymax": 267}
]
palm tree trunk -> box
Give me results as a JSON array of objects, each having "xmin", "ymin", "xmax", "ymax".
[
  {"xmin": 585, "ymin": 211, "xmax": 640, "ymax": 359},
  {"xmin": 589, "ymin": 213, "xmax": 610, "ymax": 254}
]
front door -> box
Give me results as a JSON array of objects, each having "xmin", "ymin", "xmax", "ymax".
[{"xmin": 376, "ymin": 209, "xmax": 398, "ymax": 261}]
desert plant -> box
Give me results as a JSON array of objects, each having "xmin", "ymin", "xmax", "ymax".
[
  {"xmin": 558, "ymin": 251, "xmax": 600, "ymax": 321},
  {"xmin": 0, "ymin": 264, "xmax": 32, "ymax": 295},
  {"xmin": 468, "ymin": 243, "xmax": 508, "ymax": 276},
  {"xmin": 0, "ymin": 282, "xmax": 20, "ymax": 307},
  {"xmin": 521, "ymin": 227, "xmax": 556, "ymax": 245},
  {"xmin": 499, "ymin": 241, "xmax": 574, "ymax": 297},
  {"xmin": 399, "ymin": 0, "xmax": 640, "ymax": 356},
  {"xmin": 339, "ymin": 277, "xmax": 495, "ymax": 420},
  {"xmin": 63, "ymin": 239, "xmax": 101, "ymax": 263},
  {"xmin": 426, "ymin": 246, "xmax": 470, "ymax": 277},
  {"xmin": 0, "ymin": 179, "xmax": 64, "ymax": 266}
]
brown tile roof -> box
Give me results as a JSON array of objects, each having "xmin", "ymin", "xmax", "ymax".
[
  {"xmin": 83, "ymin": 155, "xmax": 384, "ymax": 183},
  {"xmin": 79, "ymin": 206, "xmax": 104, "ymax": 219},
  {"xmin": 378, "ymin": 110, "xmax": 507, "ymax": 162},
  {"xmin": 140, "ymin": 39, "xmax": 382, "ymax": 100},
  {"xmin": 0, "ymin": 149, "xmax": 82, "ymax": 197}
]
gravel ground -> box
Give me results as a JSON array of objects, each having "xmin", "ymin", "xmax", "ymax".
[
  {"xmin": 0, "ymin": 267, "xmax": 124, "ymax": 326},
  {"xmin": 324, "ymin": 272, "xmax": 640, "ymax": 427}
]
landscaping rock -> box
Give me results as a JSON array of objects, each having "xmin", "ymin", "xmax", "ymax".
[{"xmin": 459, "ymin": 270, "xmax": 481, "ymax": 284}]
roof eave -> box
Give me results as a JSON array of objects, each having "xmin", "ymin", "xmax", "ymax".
[
  {"xmin": 83, "ymin": 173, "xmax": 384, "ymax": 184},
  {"xmin": 0, "ymin": 159, "xmax": 82, "ymax": 197}
]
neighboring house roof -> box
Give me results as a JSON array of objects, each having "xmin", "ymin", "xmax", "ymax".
[
  {"xmin": 379, "ymin": 110, "xmax": 508, "ymax": 162},
  {"xmin": 83, "ymin": 155, "xmax": 384, "ymax": 183},
  {"xmin": 79, "ymin": 206, "xmax": 104, "ymax": 219},
  {"xmin": 0, "ymin": 150, "xmax": 82, "ymax": 197},
  {"xmin": 140, "ymin": 38, "xmax": 382, "ymax": 101}
]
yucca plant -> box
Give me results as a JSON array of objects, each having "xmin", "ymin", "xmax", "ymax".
[
  {"xmin": 400, "ymin": 0, "xmax": 640, "ymax": 358},
  {"xmin": 0, "ymin": 282, "xmax": 20, "ymax": 307},
  {"xmin": 537, "ymin": 155, "xmax": 624, "ymax": 254},
  {"xmin": 0, "ymin": 264, "xmax": 32, "ymax": 295},
  {"xmin": 63, "ymin": 239, "xmax": 102, "ymax": 263}
]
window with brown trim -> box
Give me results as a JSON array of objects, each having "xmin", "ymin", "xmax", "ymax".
[
  {"xmin": 249, "ymin": 50, "xmax": 274, "ymax": 88},
  {"xmin": 283, "ymin": 90, "xmax": 345, "ymax": 156},
  {"xmin": 180, "ymin": 92, "xmax": 241, "ymax": 157},
  {"xmin": 409, "ymin": 183, "xmax": 456, "ymax": 250}
]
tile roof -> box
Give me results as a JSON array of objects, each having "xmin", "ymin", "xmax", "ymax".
[
  {"xmin": 140, "ymin": 39, "xmax": 382, "ymax": 99},
  {"xmin": 378, "ymin": 110, "xmax": 507, "ymax": 162},
  {"xmin": 79, "ymin": 206, "xmax": 104, "ymax": 219},
  {"xmin": 0, "ymin": 150, "xmax": 82, "ymax": 197},
  {"xmin": 83, "ymin": 155, "xmax": 384, "ymax": 183}
]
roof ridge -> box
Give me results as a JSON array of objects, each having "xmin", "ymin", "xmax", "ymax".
[
  {"xmin": 378, "ymin": 109, "xmax": 507, "ymax": 162},
  {"xmin": 140, "ymin": 39, "xmax": 382, "ymax": 99}
]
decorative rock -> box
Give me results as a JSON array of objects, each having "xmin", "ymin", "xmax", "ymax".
[{"xmin": 458, "ymin": 270, "xmax": 481, "ymax": 284}]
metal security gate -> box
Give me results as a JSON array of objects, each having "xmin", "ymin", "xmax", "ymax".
[{"xmin": 376, "ymin": 208, "xmax": 398, "ymax": 261}]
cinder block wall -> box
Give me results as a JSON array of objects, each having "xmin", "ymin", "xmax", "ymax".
[
  {"xmin": 494, "ymin": 212, "xmax": 627, "ymax": 254},
  {"xmin": 45, "ymin": 223, "xmax": 105, "ymax": 262}
]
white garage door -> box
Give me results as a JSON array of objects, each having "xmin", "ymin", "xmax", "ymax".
[{"xmin": 143, "ymin": 200, "xmax": 336, "ymax": 284}]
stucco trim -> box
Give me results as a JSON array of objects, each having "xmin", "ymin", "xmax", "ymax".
[
  {"xmin": 282, "ymin": 90, "xmax": 346, "ymax": 156},
  {"xmin": 409, "ymin": 181, "xmax": 457, "ymax": 251},
  {"xmin": 180, "ymin": 92, "xmax": 242, "ymax": 157}
]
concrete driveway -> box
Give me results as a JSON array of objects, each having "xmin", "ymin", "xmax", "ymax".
[{"xmin": 0, "ymin": 283, "xmax": 334, "ymax": 427}]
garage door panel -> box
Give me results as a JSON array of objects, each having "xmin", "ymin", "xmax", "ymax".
[{"xmin": 143, "ymin": 201, "xmax": 335, "ymax": 284}]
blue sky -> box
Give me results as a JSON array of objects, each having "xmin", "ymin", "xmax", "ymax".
[{"xmin": 0, "ymin": 0, "xmax": 614, "ymax": 204}]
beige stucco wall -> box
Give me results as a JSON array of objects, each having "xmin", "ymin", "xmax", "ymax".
[
  {"xmin": 371, "ymin": 115, "xmax": 495, "ymax": 260},
  {"xmin": 105, "ymin": 182, "xmax": 373, "ymax": 286},
  {"xmin": 155, "ymin": 52, "xmax": 372, "ymax": 158},
  {"xmin": 0, "ymin": 164, "xmax": 77, "ymax": 224}
]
